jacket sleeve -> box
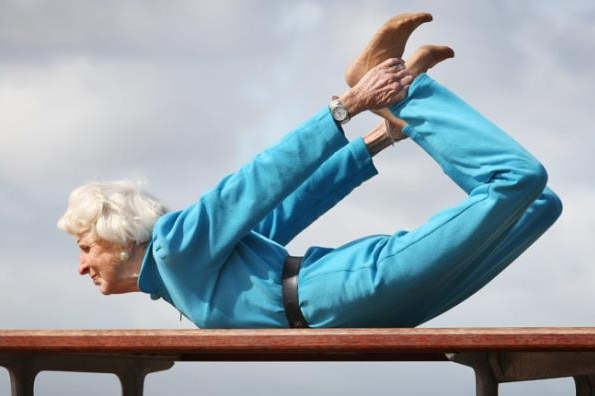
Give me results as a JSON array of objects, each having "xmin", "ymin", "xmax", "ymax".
[
  {"xmin": 253, "ymin": 137, "xmax": 378, "ymax": 246},
  {"xmin": 152, "ymin": 108, "xmax": 348, "ymax": 267}
]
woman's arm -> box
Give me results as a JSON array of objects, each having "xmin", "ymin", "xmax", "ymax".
[
  {"xmin": 253, "ymin": 119, "xmax": 401, "ymax": 245},
  {"xmin": 153, "ymin": 59, "xmax": 412, "ymax": 267},
  {"xmin": 253, "ymin": 137, "xmax": 377, "ymax": 246},
  {"xmin": 153, "ymin": 108, "xmax": 348, "ymax": 266}
]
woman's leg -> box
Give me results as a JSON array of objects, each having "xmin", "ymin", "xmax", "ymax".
[
  {"xmin": 418, "ymin": 187, "xmax": 561, "ymax": 323},
  {"xmin": 370, "ymin": 75, "xmax": 560, "ymax": 325},
  {"xmin": 301, "ymin": 74, "xmax": 561, "ymax": 328}
]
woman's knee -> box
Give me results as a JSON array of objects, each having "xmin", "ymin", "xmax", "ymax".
[
  {"xmin": 538, "ymin": 187, "xmax": 563, "ymax": 225},
  {"xmin": 514, "ymin": 158, "xmax": 549, "ymax": 201}
]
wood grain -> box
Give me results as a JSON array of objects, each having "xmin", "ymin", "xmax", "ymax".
[{"xmin": 1, "ymin": 328, "xmax": 594, "ymax": 361}]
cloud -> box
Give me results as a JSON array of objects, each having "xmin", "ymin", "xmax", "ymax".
[{"xmin": 0, "ymin": 0, "xmax": 335, "ymax": 62}]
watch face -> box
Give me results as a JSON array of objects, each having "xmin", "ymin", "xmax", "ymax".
[{"xmin": 333, "ymin": 106, "xmax": 348, "ymax": 121}]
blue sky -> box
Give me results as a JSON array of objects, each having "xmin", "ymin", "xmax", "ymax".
[{"xmin": 1, "ymin": 0, "xmax": 594, "ymax": 394}]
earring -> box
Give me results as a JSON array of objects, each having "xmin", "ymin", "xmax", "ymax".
[{"xmin": 119, "ymin": 250, "xmax": 131, "ymax": 262}]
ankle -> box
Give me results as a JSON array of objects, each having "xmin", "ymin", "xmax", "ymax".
[{"xmin": 385, "ymin": 120, "xmax": 407, "ymax": 142}]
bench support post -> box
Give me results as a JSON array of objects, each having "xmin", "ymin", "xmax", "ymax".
[
  {"xmin": 0, "ymin": 353, "xmax": 175, "ymax": 396},
  {"xmin": 449, "ymin": 351, "xmax": 595, "ymax": 396},
  {"xmin": 575, "ymin": 375, "xmax": 595, "ymax": 396},
  {"xmin": 447, "ymin": 352, "xmax": 498, "ymax": 396}
]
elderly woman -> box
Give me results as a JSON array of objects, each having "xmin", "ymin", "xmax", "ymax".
[{"xmin": 59, "ymin": 14, "xmax": 562, "ymax": 328}]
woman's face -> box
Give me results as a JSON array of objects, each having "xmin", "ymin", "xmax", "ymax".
[{"xmin": 77, "ymin": 234, "xmax": 129, "ymax": 295}]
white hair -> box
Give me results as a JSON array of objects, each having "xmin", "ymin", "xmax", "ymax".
[{"xmin": 58, "ymin": 180, "xmax": 167, "ymax": 245}]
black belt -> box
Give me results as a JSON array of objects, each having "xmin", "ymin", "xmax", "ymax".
[{"xmin": 282, "ymin": 255, "xmax": 309, "ymax": 328}]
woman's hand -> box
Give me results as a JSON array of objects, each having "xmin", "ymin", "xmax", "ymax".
[{"xmin": 339, "ymin": 58, "xmax": 412, "ymax": 117}]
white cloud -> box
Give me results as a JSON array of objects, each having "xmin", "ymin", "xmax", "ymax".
[{"xmin": 0, "ymin": 59, "xmax": 155, "ymax": 184}]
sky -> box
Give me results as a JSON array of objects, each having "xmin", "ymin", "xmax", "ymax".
[{"xmin": 0, "ymin": 0, "xmax": 594, "ymax": 394}]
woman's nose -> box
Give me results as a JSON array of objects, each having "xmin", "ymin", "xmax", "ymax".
[{"xmin": 78, "ymin": 256, "xmax": 90, "ymax": 275}]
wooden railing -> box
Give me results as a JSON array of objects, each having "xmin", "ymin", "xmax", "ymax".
[{"xmin": 1, "ymin": 328, "xmax": 595, "ymax": 396}]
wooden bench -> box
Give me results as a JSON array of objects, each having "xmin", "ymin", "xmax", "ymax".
[{"xmin": 2, "ymin": 328, "xmax": 595, "ymax": 396}]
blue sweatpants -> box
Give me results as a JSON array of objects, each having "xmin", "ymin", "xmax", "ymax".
[{"xmin": 299, "ymin": 74, "xmax": 562, "ymax": 327}]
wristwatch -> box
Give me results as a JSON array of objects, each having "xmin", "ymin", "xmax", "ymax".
[{"xmin": 329, "ymin": 96, "xmax": 351, "ymax": 124}]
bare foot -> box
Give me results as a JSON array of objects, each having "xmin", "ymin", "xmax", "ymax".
[
  {"xmin": 345, "ymin": 12, "xmax": 433, "ymax": 87},
  {"xmin": 405, "ymin": 45, "xmax": 455, "ymax": 79}
]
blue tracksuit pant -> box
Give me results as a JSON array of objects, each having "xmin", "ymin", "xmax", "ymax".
[
  {"xmin": 139, "ymin": 73, "xmax": 562, "ymax": 328},
  {"xmin": 299, "ymin": 74, "xmax": 562, "ymax": 327}
]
